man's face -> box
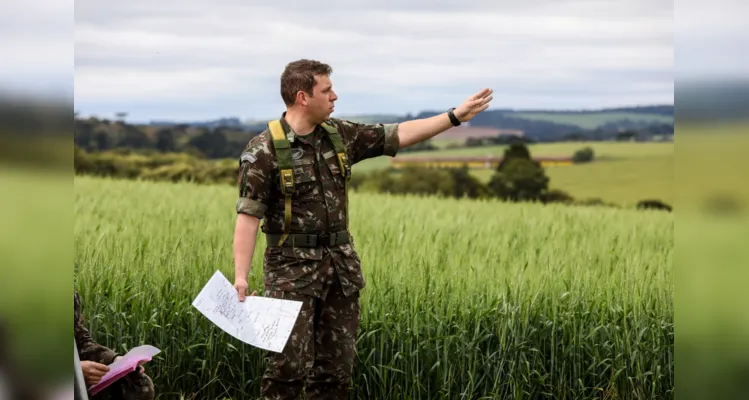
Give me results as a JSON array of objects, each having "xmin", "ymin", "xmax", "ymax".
[{"xmin": 303, "ymin": 74, "xmax": 337, "ymax": 122}]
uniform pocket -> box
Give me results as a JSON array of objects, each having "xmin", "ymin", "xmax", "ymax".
[
  {"xmin": 293, "ymin": 162, "xmax": 316, "ymax": 183},
  {"xmin": 291, "ymin": 161, "xmax": 319, "ymax": 198},
  {"xmin": 338, "ymin": 243, "xmax": 360, "ymax": 262}
]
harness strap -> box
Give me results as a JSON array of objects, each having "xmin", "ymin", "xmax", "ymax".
[
  {"xmin": 320, "ymin": 122, "xmax": 352, "ymax": 231},
  {"xmin": 268, "ymin": 120, "xmax": 293, "ymax": 247},
  {"xmin": 266, "ymin": 119, "xmax": 352, "ymax": 247}
]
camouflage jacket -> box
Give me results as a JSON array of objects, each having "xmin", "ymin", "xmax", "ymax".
[
  {"xmin": 236, "ymin": 114, "xmax": 400, "ymax": 298},
  {"xmin": 74, "ymin": 291, "xmax": 118, "ymax": 364}
]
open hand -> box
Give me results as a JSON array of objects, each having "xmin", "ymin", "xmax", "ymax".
[
  {"xmin": 234, "ymin": 278, "xmax": 257, "ymax": 302},
  {"xmin": 80, "ymin": 360, "xmax": 109, "ymax": 387},
  {"xmin": 453, "ymin": 88, "xmax": 493, "ymax": 122}
]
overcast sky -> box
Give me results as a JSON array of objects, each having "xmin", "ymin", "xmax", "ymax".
[{"xmin": 13, "ymin": 0, "xmax": 746, "ymax": 122}]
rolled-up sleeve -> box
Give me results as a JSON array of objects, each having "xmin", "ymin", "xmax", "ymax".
[
  {"xmin": 382, "ymin": 124, "xmax": 400, "ymax": 157},
  {"xmin": 236, "ymin": 134, "xmax": 273, "ymax": 219},
  {"xmin": 331, "ymin": 119, "xmax": 400, "ymax": 164},
  {"xmin": 236, "ymin": 197, "xmax": 267, "ymax": 219}
]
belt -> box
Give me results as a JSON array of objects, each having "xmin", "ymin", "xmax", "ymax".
[{"xmin": 266, "ymin": 230, "xmax": 350, "ymax": 247}]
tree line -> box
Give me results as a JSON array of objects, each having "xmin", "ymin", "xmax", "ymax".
[
  {"xmin": 75, "ymin": 109, "xmax": 674, "ymax": 162},
  {"xmin": 74, "ymin": 117, "xmax": 259, "ymax": 159},
  {"xmin": 74, "ymin": 142, "xmax": 672, "ymax": 212}
]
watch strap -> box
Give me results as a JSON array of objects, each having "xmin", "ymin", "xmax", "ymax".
[{"xmin": 447, "ymin": 108, "xmax": 461, "ymax": 126}]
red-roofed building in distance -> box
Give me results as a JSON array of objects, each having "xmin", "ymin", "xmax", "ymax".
[{"xmin": 390, "ymin": 155, "xmax": 573, "ymax": 170}]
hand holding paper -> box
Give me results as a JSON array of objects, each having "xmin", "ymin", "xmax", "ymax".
[
  {"xmin": 192, "ymin": 270, "xmax": 302, "ymax": 353},
  {"xmin": 88, "ymin": 345, "xmax": 160, "ymax": 396}
]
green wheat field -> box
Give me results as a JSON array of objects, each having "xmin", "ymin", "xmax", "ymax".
[{"xmin": 73, "ymin": 173, "xmax": 674, "ymax": 400}]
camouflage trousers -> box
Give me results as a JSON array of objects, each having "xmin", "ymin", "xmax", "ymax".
[
  {"xmin": 261, "ymin": 276, "xmax": 360, "ymax": 400},
  {"xmin": 90, "ymin": 371, "xmax": 155, "ymax": 400}
]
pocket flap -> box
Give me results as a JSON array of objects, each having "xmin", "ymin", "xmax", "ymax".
[{"xmin": 292, "ymin": 163, "xmax": 317, "ymax": 184}]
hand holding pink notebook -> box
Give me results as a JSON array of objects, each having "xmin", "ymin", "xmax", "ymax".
[{"xmin": 88, "ymin": 345, "xmax": 160, "ymax": 396}]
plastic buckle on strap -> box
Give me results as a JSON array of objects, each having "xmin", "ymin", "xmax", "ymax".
[
  {"xmin": 305, "ymin": 235, "xmax": 316, "ymax": 247},
  {"xmin": 317, "ymin": 232, "xmax": 331, "ymax": 246},
  {"xmin": 281, "ymin": 169, "xmax": 294, "ymax": 192},
  {"xmin": 337, "ymin": 154, "xmax": 351, "ymax": 178}
]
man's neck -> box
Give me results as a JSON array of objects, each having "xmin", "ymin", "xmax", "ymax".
[{"xmin": 283, "ymin": 109, "xmax": 317, "ymax": 136}]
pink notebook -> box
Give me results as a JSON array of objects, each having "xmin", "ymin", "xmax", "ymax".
[{"xmin": 88, "ymin": 345, "xmax": 160, "ymax": 396}]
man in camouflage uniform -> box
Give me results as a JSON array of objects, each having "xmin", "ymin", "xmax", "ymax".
[
  {"xmin": 233, "ymin": 59, "xmax": 492, "ymax": 399},
  {"xmin": 74, "ymin": 291, "xmax": 155, "ymax": 400}
]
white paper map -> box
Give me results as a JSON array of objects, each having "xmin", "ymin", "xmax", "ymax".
[{"xmin": 192, "ymin": 270, "xmax": 302, "ymax": 353}]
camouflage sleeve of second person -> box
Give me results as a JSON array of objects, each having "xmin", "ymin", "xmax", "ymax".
[
  {"xmin": 328, "ymin": 119, "xmax": 400, "ymax": 165},
  {"xmin": 236, "ymin": 133, "xmax": 276, "ymax": 219},
  {"xmin": 74, "ymin": 291, "xmax": 119, "ymax": 364}
]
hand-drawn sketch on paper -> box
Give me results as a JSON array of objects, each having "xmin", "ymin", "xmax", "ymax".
[{"xmin": 192, "ymin": 270, "xmax": 302, "ymax": 353}]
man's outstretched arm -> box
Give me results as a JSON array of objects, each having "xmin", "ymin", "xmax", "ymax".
[
  {"xmin": 397, "ymin": 88, "xmax": 493, "ymax": 148},
  {"xmin": 233, "ymin": 213, "xmax": 260, "ymax": 301}
]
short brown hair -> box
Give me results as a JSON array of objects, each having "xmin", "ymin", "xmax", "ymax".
[{"xmin": 280, "ymin": 59, "xmax": 333, "ymax": 106}]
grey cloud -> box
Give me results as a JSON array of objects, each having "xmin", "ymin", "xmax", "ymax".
[{"xmin": 73, "ymin": 0, "xmax": 674, "ymax": 119}]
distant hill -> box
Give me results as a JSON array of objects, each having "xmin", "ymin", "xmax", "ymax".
[
  {"xmin": 506, "ymin": 105, "xmax": 673, "ymax": 116},
  {"xmin": 494, "ymin": 111, "xmax": 672, "ymax": 130},
  {"xmin": 333, "ymin": 114, "xmax": 404, "ymax": 124},
  {"xmin": 143, "ymin": 104, "xmax": 675, "ymax": 142},
  {"xmin": 406, "ymin": 105, "xmax": 673, "ymax": 141}
]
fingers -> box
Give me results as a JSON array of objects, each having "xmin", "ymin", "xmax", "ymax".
[
  {"xmin": 81, "ymin": 362, "xmax": 109, "ymax": 387},
  {"xmin": 471, "ymin": 95, "xmax": 492, "ymax": 106},
  {"xmin": 93, "ymin": 363, "xmax": 110, "ymax": 373},
  {"xmin": 470, "ymin": 88, "xmax": 493, "ymax": 100},
  {"xmin": 236, "ymin": 286, "xmax": 256, "ymax": 300},
  {"xmin": 87, "ymin": 364, "xmax": 109, "ymax": 383},
  {"xmin": 235, "ymin": 283, "xmax": 247, "ymax": 301}
]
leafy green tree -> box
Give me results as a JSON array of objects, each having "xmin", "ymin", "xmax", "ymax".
[
  {"xmin": 447, "ymin": 166, "xmax": 491, "ymax": 199},
  {"xmin": 496, "ymin": 142, "xmax": 531, "ymax": 171},
  {"xmin": 488, "ymin": 158, "xmax": 549, "ymax": 201},
  {"xmin": 572, "ymin": 147, "xmax": 594, "ymax": 163},
  {"xmin": 155, "ymin": 129, "xmax": 177, "ymax": 152},
  {"xmin": 488, "ymin": 143, "xmax": 549, "ymax": 202}
]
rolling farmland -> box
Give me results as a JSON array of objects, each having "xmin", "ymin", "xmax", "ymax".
[{"xmin": 355, "ymin": 141, "xmax": 674, "ymax": 206}]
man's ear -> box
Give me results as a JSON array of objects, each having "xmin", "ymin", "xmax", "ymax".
[{"xmin": 296, "ymin": 91, "xmax": 308, "ymax": 106}]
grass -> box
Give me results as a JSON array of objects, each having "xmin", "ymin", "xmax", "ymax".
[{"xmin": 74, "ymin": 175, "xmax": 673, "ymax": 399}]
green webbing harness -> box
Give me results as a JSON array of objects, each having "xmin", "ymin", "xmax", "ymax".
[{"xmin": 267, "ymin": 120, "xmax": 351, "ymax": 247}]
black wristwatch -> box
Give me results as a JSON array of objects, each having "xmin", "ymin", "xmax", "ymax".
[{"xmin": 447, "ymin": 108, "xmax": 461, "ymax": 126}]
